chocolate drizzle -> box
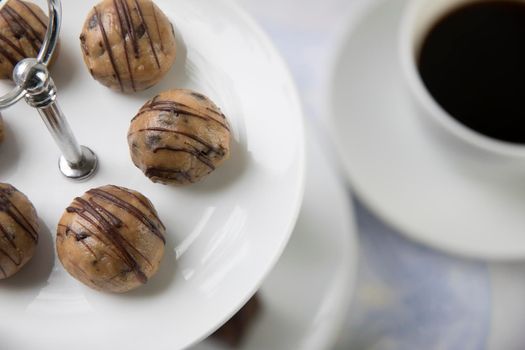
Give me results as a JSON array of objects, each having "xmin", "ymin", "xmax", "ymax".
[
  {"xmin": 128, "ymin": 90, "xmax": 232, "ymax": 185},
  {"xmin": 0, "ymin": 0, "xmax": 47, "ymax": 71},
  {"xmin": 67, "ymin": 197, "xmax": 148, "ymax": 284},
  {"xmin": 114, "ymin": 0, "xmax": 137, "ymax": 91},
  {"xmin": 2, "ymin": 3, "xmax": 44, "ymax": 51},
  {"xmin": 133, "ymin": 0, "xmax": 160, "ymax": 69},
  {"xmin": 118, "ymin": 0, "xmax": 139, "ymax": 56},
  {"xmin": 0, "ymin": 41, "xmax": 20, "ymax": 66},
  {"xmin": 94, "ymin": 5, "xmax": 124, "ymax": 91},
  {"xmin": 18, "ymin": 1, "xmax": 46, "ymax": 29},
  {"xmin": 153, "ymin": 146, "xmax": 216, "ymax": 170},
  {"xmin": 0, "ymin": 185, "xmax": 38, "ymax": 242},
  {"xmin": 135, "ymin": 100, "xmax": 230, "ymax": 131},
  {"xmin": 129, "ymin": 127, "xmax": 225, "ymax": 156},
  {"xmin": 0, "ymin": 223, "xmax": 22, "ymax": 266},
  {"xmin": 151, "ymin": 1, "xmax": 163, "ymax": 52},
  {"xmin": 87, "ymin": 187, "xmax": 165, "ymax": 244},
  {"xmin": 109, "ymin": 185, "xmax": 166, "ymax": 230},
  {"xmin": 62, "ymin": 186, "xmax": 165, "ymax": 285},
  {"xmin": 0, "ymin": 184, "xmax": 37, "ymax": 278},
  {"xmin": 62, "ymin": 222, "xmax": 123, "ymax": 262},
  {"xmin": 145, "ymin": 168, "xmax": 194, "ymax": 183},
  {"xmin": 0, "ymin": 32, "xmax": 26, "ymax": 58}
]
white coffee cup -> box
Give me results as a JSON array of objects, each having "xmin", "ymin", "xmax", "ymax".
[{"xmin": 399, "ymin": 0, "xmax": 525, "ymax": 158}]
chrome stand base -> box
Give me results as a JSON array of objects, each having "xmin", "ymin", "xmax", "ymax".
[{"xmin": 58, "ymin": 146, "xmax": 98, "ymax": 181}]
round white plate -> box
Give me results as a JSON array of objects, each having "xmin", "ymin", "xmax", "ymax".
[
  {"xmin": 329, "ymin": 0, "xmax": 525, "ymax": 259},
  {"xmin": 191, "ymin": 126, "xmax": 359, "ymax": 350},
  {"xmin": 0, "ymin": 0, "xmax": 305, "ymax": 349}
]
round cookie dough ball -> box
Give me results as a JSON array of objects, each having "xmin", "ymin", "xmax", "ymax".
[
  {"xmin": 128, "ymin": 89, "xmax": 231, "ymax": 186},
  {"xmin": 0, "ymin": 0, "xmax": 55, "ymax": 80},
  {"xmin": 80, "ymin": 0, "xmax": 177, "ymax": 92},
  {"xmin": 56, "ymin": 185, "xmax": 166, "ymax": 293},
  {"xmin": 0, "ymin": 183, "xmax": 39, "ymax": 280}
]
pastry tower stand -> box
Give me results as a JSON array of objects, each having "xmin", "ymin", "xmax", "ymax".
[
  {"xmin": 0, "ymin": 0, "xmax": 97, "ymax": 181},
  {"xmin": 0, "ymin": 0, "xmax": 306, "ymax": 348}
]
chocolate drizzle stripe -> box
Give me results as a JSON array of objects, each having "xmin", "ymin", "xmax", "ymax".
[
  {"xmin": 109, "ymin": 185, "xmax": 166, "ymax": 230},
  {"xmin": 94, "ymin": 6, "xmax": 124, "ymax": 92},
  {"xmin": 0, "ymin": 32, "xmax": 26, "ymax": 57},
  {"xmin": 81, "ymin": 198, "xmax": 154, "ymax": 267},
  {"xmin": 151, "ymin": 2, "xmax": 163, "ymax": 52},
  {"xmin": 87, "ymin": 198, "xmax": 153, "ymax": 267},
  {"xmin": 145, "ymin": 168, "xmax": 194, "ymax": 183},
  {"xmin": 153, "ymin": 146, "xmax": 216, "ymax": 170},
  {"xmin": 7, "ymin": 203, "xmax": 38, "ymax": 241},
  {"xmin": 129, "ymin": 127, "xmax": 222, "ymax": 155},
  {"xmin": 0, "ymin": 262, "xmax": 6, "ymax": 278},
  {"xmin": 136, "ymin": 100, "xmax": 230, "ymax": 130},
  {"xmin": 0, "ymin": 44, "xmax": 20, "ymax": 67},
  {"xmin": 64, "ymin": 210, "xmax": 129, "ymax": 264},
  {"xmin": 0, "ymin": 246, "xmax": 20, "ymax": 266},
  {"xmin": 114, "ymin": 0, "xmax": 136, "ymax": 92},
  {"xmin": 133, "ymin": 0, "xmax": 160, "ymax": 69},
  {"xmin": 0, "ymin": 221, "xmax": 21, "ymax": 265},
  {"xmin": 149, "ymin": 100, "xmax": 229, "ymax": 129},
  {"xmin": 0, "ymin": 11, "xmax": 24, "ymax": 52},
  {"xmin": 206, "ymin": 107, "xmax": 227, "ymax": 119},
  {"xmin": 0, "ymin": 192, "xmax": 38, "ymax": 242},
  {"xmin": 4, "ymin": 5, "xmax": 43, "ymax": 51},
  {"xmin": 68, "ymin": 198, "xmax": 147, "ymax": 284},
  {"xmin": 0, "ymin": 222, "xmax": 18, "ymax": 252},
  {"xmin": 122, "ymin": 239, "xmax": 152, "ymax": 267},
  {"xmin": 120, "ymin": 0, "xmax": 139, "ymax": 57},
  {"xmin": 74, "ymin": 222, "xmax": 123, "ymax": 262},
  {"xmin": 18, "ymin": 1, "xmax": 46, "ymax": 29},
  {"xmin": 92, "ymin": 199, "xmax": 123, "ymax": 227},
  {"xmin": 88, "ymin": 188, "xmax": 165, "ymax": 244}
]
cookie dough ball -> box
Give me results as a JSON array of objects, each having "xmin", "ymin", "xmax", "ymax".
[
  {"xmin": 128, "ymin": 89, "xmax": 231, "ymax": 186},
  {"xmin": 0, "ymin": 114, "xmax": 4, "ymax": 143},
  {"xmin": 0, "ymin": 183, "xmax": 39, "ymax": 280},
  {"xmin": 0, "ymin": 0, "xmax": 55, "ymax": 80},
  {"xmin": 80, "ymin": 0, "xmax": 177, "ymax": 92},
  {"xmin": 56, "ymin": 185, "xmax": 166, "ymax": 293}
]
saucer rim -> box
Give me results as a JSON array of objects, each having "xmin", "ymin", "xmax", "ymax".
[{"xmin": 326, "ymin": 0, "xmax": 525, "ymax": 260}]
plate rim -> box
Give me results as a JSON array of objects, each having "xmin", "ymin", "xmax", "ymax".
[
  {"xmin": 177, "ymin": 0, "xmax": 307, "ymax": 347},
  {"xmin": 191, "ymin": 124, "xmax": 358, "ymax": 350}
]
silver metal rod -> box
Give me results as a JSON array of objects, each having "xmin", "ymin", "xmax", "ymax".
[
  {"xmin": 13, "ymin": 58, "xmax": 98, "ymax": 180},
  {"xmin": 0, "ymin": 87, "xmax": 25, "ymax": 109},
  {"xmin": 37, "ymin": 101, "xmax": 83, "ymax": 165},
  {"xmin": 0, "ymin": 0, "xmax": 98, "ymax": 180},
  {"xmin": 38, "ymin": 0, "xmax": 60, "ymax": 66}
]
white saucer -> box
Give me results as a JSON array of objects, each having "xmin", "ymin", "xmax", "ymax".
[
  {"xmin": 329, "ymin": 0, "xmax": 525, "ymax": 259},
  {"xmin": 191, "ymin": 126, "xmax": 359, "ymax": 350},
  {"xmin": 0, "ymin": 0, "xmax": 304, "ymax": 349}
]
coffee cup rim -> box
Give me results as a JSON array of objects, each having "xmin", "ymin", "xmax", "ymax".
[{"xmin": 399, "ymin": 0, "xmax": 525, "ymax": 158}]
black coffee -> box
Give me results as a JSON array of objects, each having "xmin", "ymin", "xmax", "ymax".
[{"xmin": 418, "ymin": 1, "xmax": 525, "ymax": 144}]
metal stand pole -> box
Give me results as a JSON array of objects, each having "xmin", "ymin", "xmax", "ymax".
[{"xmin": 0, "ymin": 0, "xmax": 98, "ymax": 181}]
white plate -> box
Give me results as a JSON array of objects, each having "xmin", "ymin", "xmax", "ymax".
[
  {"xmin": 328, "ymin": 0, "xmax": 525, "ymax": 259},
  {"xmin": 0, "ymin": 0, "xmax": 305, "ymax": 349},
  {"xmin": 191, "ymin": 126, "xmax": 359, "ymax": 350}
]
